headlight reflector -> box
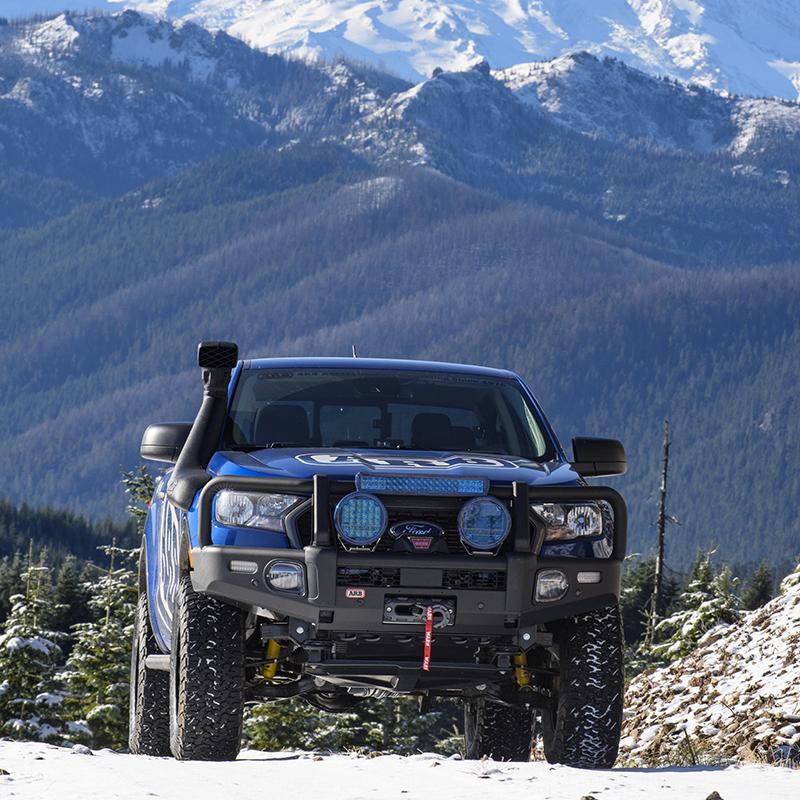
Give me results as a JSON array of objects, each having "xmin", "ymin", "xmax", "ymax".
[
  {"xmin": 566, "ymin": 505, "xmax": 603, "ymax": 538},
  {"xmin": 215, "ymin": 491, "xmax": 302, "ymax": 531},
  {"xmin": 532, "ymin": 502, "xmax": 605, "ymax": 541},
  {"xmin": 458, "ymin": 496, "xmax": 511, "ymax": 551},
  {"xmin": 265, "ymin": 561, "xmax": 305, "ymax": 595},
  {"xmin": 334, "ymin": 492, "xmax": 387, "ymax": 548}
]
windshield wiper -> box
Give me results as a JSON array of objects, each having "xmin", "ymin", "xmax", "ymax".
[{"xmin": 229, "ymin": 442, "xmax": 308, "ymax": 451}]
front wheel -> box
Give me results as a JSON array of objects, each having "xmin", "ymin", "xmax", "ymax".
[
  {"xmin": 540, "ymin": 604, "xmax": 624, "ymax": 769},
  {"xmin": 169, "ymin": 575, "xmax": 247, "ymax": 760},
  {"xmin": 464, "ymin": 697, "xmax": 534, "ymax": 761}
]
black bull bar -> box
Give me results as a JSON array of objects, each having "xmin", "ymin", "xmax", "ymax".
[{"xmin": 189, "ymin": 475, "xmax": 627, "ymax": 635}]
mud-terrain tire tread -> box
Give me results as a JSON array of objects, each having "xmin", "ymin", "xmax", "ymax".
[
  {"xmin": 464, "ymin": 698, "xmax": 534, "ymax": 761},
  {"xmin": 129, "ymin": 592, "xmax": 171, "ymax": 755},
  {"xmin": 169, "ymin": 575, "xmax": 246, "ymax": 761},
  {"xmin": 541, "ymin": 604, "xmax": 624, "ymax": 769}
]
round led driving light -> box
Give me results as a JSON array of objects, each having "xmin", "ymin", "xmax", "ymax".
[
  {"xmin": 567, "ymin": 504, "xmax": 603, "ymax": 538},
  {"xmin": 457, "ymin": 496, "xmax": 511, "ymax": 551},
  {"xmin": 334, "ymin": 492, "xmax": 387, "ymax": 548}
]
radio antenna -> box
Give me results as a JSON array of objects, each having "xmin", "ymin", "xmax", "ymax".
[{"xmin": 351, "ymin": 344, "xmax": 358, "ymax": 358}]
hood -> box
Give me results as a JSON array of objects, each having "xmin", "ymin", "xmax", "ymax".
[{"xmin": 208, "ymin": 447, "xmax": 580, "ymax": 487}]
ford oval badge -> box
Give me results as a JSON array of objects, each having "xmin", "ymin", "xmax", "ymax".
[{"xmin": 390, "ymin": 521, "xmax": 445, "ymax": 539}]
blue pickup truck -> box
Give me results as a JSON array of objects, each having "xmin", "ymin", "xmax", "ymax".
[{"xmin": 129, "ymin": 342, "xmax": 627, "ymax": 767}]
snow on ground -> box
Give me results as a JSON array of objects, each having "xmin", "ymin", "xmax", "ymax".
[
  {"xmin": 0, "ymin": 740, "xmax": 798, "ymax": 800},
  {"xmin": 622, "ymin": 579, "xmax": 800, "ymax": 765}
]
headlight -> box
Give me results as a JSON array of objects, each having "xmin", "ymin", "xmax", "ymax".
[
  {"xmin": 458, "ymin": 496, "xmax": 511, "ymax": 552},
  {"xmin": 532, "ymin": 502, "xmax": 604, "ymax": 541},
  {"xmin": 215, "ymin": 491, "xmax": 303, "ymax": 531},
  {"xmin": 334, "ymin": 492, "xmax": 388, "ymax": 548}
]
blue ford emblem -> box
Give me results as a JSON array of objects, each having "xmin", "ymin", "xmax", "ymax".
[{"xmin": 390, "ymin": 521, "xmax": 444, "ymax": 539}]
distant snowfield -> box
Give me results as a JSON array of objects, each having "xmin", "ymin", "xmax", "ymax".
[
  {"xmin": 1, "ymin": 741, "xmax": 799, "ymax": 800},
  {"xmin": 2, "ymin": 1, "xmax": 800, "ymax": 99}
]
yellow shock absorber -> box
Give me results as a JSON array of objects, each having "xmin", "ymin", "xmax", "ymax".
[
  {"xmin": 514, "ymin": 652, "xmax": 530, "ymax": 688},
  {"xmin": 262, "ymin": 639, "xmax": 281, "ymax": 681}
]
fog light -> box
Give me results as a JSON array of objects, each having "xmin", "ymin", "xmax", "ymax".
[
  {"xmin": 228, "ymin": 560, "xmax": 258, "ymax": 575},
  {"xmin": 535, "ymin": 569, "xmax": 568, "ymax": 602},
  {"xmin": 577, "ymin": 571, "xmax": 602, "ymax": 584},
  {"xmin": 265, "ymin": 561, "xmax": 305, "ymax": 595}
]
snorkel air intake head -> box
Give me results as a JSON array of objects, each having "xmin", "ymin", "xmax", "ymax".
[{"xmin": 166, "ymin": 341, "xmax": 238, "ymax": 511}]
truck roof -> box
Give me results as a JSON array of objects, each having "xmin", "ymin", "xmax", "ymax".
[{"xmin": 243, "ymin": 356, "xmax": 519, "ymax": 380}]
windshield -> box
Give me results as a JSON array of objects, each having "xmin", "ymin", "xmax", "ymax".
[{"xmin": 226, "ymin": 368, "xmax": 552, "ymax": 460}]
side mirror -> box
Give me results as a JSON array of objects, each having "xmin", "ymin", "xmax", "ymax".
[
  {"xmin": 140, "ymin": 422, "xmax": 193, "ymax": 463},
  {"xmin": 571, "ymin": 436, "xmax": 627, "ymax": 477}
]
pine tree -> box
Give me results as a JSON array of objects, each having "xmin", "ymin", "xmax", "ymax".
[
  {"xmin": 122, "ymin": 466, "xmax": 156, "ymax": 536},
  {"xmin": 654, "ymin": 551, "xmax": 741, "ymax": 662},
  {"xmin": 61, "ymin": 541, "xmax": 138, "ymax": 749},
  {"xmin": 779, "ymin": 558, "xmax": 800, "ymax": 594},
  {"xmin": 0, "ymin": 548, "xmax": 67, "ymax": 742},
  {"xmin": 0, "ymin": 551, "xmax": 25, "ymax": 622},
  {"xmin": 245, "ymin": 696, "xmax": 462, "ymax": 754},
  {"xmin": 620, "ymin": 555, "xmax": 680, "ymax": 647},
  {"xmin": 741, "ymin": 561, "xmax": 774, "ymax": 610},
  {"xmin": 51, "ymin": 555, "xmax": 91, "ymax": 648}
]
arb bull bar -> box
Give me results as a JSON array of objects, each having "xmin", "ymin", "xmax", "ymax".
[{"xmin": 189, "ymin": 475, "xmax": 627, "ymax": 651}]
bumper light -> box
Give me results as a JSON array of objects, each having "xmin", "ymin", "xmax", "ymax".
[
  {"xmin": 577, "ymin": 571, "xmax": 602, "ymax": 584},
  {"xmin": 535, "ymin": 569, "xmax": 569, "ymax": 602},
  {"xmin": 228, "ymin": 560, "xmax": 258, "ymax": 575},
  {"xmin": 265, "ymin": 561, "xmax": 305, "ymax": 595}
]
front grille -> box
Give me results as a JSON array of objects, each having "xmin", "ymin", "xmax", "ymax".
[
  {"xmin": 336, "ymin": 566, "xmax": 506, "ymax": 591},
  {"xmin": 442, "ymin": 569, "xmax": 506, "ymax": 591},
  {"xmin": 379, "ymin": 504, "xmax": 465, "ymax": 552},
  {"xmin": 336, "ymin": 567, "xmax": 401, "ymax": 587}
]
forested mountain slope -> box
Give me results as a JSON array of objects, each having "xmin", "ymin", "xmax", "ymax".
[{"xmin": 0, "ymin": 12, "xmax": 798, "ymax": 570}]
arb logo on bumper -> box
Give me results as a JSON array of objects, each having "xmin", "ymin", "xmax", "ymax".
[{"xmin": 345, "ymin": 588, "xmax": 366, "ymax": 599}]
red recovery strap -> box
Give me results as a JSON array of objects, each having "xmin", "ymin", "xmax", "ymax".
[{"xmin": 422, "ymin": 605, "xmax": 433, "ymax": 672}]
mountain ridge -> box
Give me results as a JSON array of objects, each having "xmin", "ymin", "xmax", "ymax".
[
  {"xmin": 2, "ymin": 1, "xmax": 799, "ymax": 99},
  {"xmin": 0, "ymin": 12, "xmax": 799, "ymax": 570}
]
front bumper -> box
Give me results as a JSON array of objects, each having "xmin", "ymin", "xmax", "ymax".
[{"xmin": 189, "ymin": 476, "xmax": 626, "ymax": 647}]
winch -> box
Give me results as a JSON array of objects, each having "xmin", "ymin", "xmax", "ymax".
[{"xmin": 382, "ymin": 597, "xmax": 456, "ymax": 627}]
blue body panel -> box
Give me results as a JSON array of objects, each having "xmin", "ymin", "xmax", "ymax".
[{"xmin": 144, "ymin": 357, "xmax": 578, "ymax": 651}]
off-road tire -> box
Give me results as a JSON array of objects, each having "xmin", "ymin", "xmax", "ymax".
[
  {"xmin": 464, "ymin": 697, "xmax": 534, "ymax": 761},
  {"xmin": 169, "ymin": 575, "xmax": 246, "ymax": 760},
  {"xmin": 540, "ymin": 604, "xmax": 624, "ymax": 769},
  {"xmin": 129, "ymin": 592, "xmax": 171, "ymax": 755}
]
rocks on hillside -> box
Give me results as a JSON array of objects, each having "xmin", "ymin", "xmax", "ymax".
[{"xmin": 621, "ymin": 577, "xmax": 800, "ymax": 765}]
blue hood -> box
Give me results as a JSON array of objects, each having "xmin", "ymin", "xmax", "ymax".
[{"xmin": 207, "ymin": 447, "xmax": 580, "ymax": 487}]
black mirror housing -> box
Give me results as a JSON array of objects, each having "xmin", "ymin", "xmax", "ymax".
[
  {"xmin": 140, "ymin": 422, "xmax": 193, "ymax": 463},
  {"xmin": 571, "ymin": 436, "xmax": 627, "ymax": 477}
]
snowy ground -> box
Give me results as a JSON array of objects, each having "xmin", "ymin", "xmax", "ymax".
[{"xmin": 1, "ymin": 741, "xmax": 798, "ymax": 800}]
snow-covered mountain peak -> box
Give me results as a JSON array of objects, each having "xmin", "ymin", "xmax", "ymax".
[
  {"xmin": 9, "ymin": 11, "xmax": 230, "ymax": 77},
  {"xmin": 3, "ymin": 1, "xmax": 799, "ymax": 99},
  {"xmin": 497, "ymin": 51, "xmax": 800, "ymax": 153}
]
